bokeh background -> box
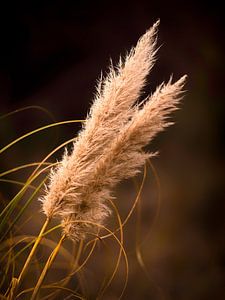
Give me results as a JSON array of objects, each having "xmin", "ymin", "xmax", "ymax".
[{"xmin": 0, "ymin": 1, "xmax": 224, "ymax": 299}]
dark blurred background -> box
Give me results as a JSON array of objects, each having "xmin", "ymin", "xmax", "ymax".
[{"xmin": 0, "ymin": 1, "xmax": 224, "ymax": 299}]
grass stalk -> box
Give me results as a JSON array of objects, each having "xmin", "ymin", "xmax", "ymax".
[
  {"xmin": 30, "ymin": 234, "xmax": 66, "ymax": 300},
  {"xmin": 17, "ymin": 217, "xmax": 50, "ymax": 284},
  {"xmin": 6, "ymin": 217, "xmax": 51, "ymax": 300}
]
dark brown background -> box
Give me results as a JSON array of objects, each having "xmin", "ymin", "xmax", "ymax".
[{"xmin": 0, "ymin": 1, "xmax": 224, "ymax": 299}]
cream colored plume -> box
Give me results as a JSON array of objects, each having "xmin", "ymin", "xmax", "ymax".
[
  {"xmin": 41, "ymin": 21, "xmax": 159, "ymax": 218},
  {"xmin": 40, "ymin": 21, "xmax": 187, "ymax": 241}
]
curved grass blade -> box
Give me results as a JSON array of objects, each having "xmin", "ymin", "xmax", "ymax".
[
  {"xmin": 0, "ymin": 120, "xmax": 84, "ymax": 155},
  {"xmin": 0, "ymin": 106, "xmax": 55, "ymax": 122},
  {"xmin": 0, "ymin": 177, "xmax": 47, "ymax": 242},
  {"xmin": 0, "ymin": 162, "xmax": 51, "ymax": 178}
]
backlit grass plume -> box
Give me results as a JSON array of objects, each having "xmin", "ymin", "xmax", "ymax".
[{"xmin": 40, "ymin": 21, "xmax": 187, "ymax": 241}]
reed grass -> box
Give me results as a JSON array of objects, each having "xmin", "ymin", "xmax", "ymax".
[{"xmin": 0, "ymin": 21, "xmax": 186, "ymax": 299}]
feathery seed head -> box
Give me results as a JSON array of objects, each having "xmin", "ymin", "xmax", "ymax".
[{"xmin": 40, "ymin": 21, "xmax": 187, "ymax": 241}]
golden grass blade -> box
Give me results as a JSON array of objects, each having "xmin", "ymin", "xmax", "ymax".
[
  {"xmin": 16, "ymin": 285, "xmax": 84, "ymax": 300},
  {"xmin": 41, "ymin": 240, "xmax": 84, "ymax": 300},
  {"xmin": 0, "ymin": 106, "xmax": 55, "ymax": 122},
  {"xmin": 100, "ymin": 163, "xmax": 147, "ymax": 239},
  {"xmin": 0, "ymin": 120, "xmax": 84, "ymax": 155},
  {"xmin": 0, "ymin": 162, "xmax": 51, "ymax": 178},
  {"xmin": 30, "ymin": 234, "xmax": 66, "ymax": 300},
  {"xmin": 17, "ymin": 218, "xmax": 50, "ymax": 284},
  {"xmin": 0, "ymin": 178, "xmax": 47, "ymax": 243},
  {"xmin": 97, "ymin": 198, "xmax": 126, "ymax": 299},
  {"xmin": 6, "ymin": 219, "xmax": 51, "ymax": 300},
  {"xmin": 0, "ymin": 179, "xmax": 36, "ymax": 190},
  {"xmin": 0, "ymin": 163, "xmax": 55, "ymax": 230}
]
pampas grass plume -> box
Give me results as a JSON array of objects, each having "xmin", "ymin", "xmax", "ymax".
[{"xmin": 40, "ymin": 21, "xmax": 187, "ymax": 241}]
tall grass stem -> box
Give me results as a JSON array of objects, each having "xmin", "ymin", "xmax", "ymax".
[{"xmin": 30, "ymin": 233, "xmax": 66, "ymax": 300}]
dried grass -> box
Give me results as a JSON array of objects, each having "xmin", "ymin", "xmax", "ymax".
[{"xmin": 40, "ymin": 21, "xmax": 187, "ymax": 241}]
